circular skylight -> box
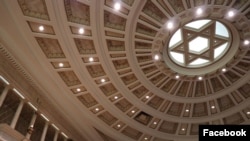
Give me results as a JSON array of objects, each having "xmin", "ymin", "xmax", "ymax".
[{"xmin": 168, "ymin": 19, "xmax": 231, "ymax": 68}]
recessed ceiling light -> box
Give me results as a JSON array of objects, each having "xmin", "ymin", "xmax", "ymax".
[
  {"xmin": 167, "ymin": 22, "xmax": 173, "ymax": 29},
  {"xmin": 244, "ymin": 40, "xmax": 250, "ymax": 45},
  {"xmin": 247, "ymin": 111, "xmax": 250, "ymax": 115},
  {"xmin": 222, "ymin": 68, "xmax": 227, "ymax": 72},
  {"xmin": 211, "ymin": 106, "xmax": 215, "ymax": 109},
  {"xmin": 196, "ymin": 8, "xmax": 203, "ymax": 15},
  {"xmin": 198, "ymin": 76, "xmax": 203, "ymax": 80},
  {"xmin": 101, "ymin": 78, "xmax": 105, "ymax": 82},
  {"xmin": 89, "ymin": 57, "xmax": 94, "ymax": 62},
  {"xmin": 39, "ymin": 25, "xmax": 44, "ymax": 31},
  {"xmin": 114, "ymin": 2, "xmax": 121, "ymax": 10},
  {"xmin": 131, "ymin": 110, "xmax": 135, "ymax": 113},
  {"xmin": 145, "ymin": 95, "xmax": 150, "ymax": 99},
  {"xmin": 114, "ymin": 96, "xmax": 118, "ymax": 99},
  {"xmin": 144, "ymin": 137, "xmax": 148, "ymax": 140},
  {"xmin": 153, "ymin": 121, "xmax": 157, "ymax": 125},
  {"xmin": 185, "ymin": 109, "xmax": 189, "ymax": 112},
  {"xmin": 175, "ymin": 75, "xmax": 180, "ymax": 79},
  {"xmin": 181, "ymin": 128, "xmax": 185, "ymax": 131},
  {"xmin": 76, "ymin": 88, "xmax": 81, "ymax": 92},
  {"xmin": 95, "ymin": 108, "xmax": 99, "ymax": 111},
  {"xmin": 228, "ymin": 10, "xmax": 235, "ymax": 17},
  {"xmin": 117, "ymin": 124, "xmax": 121, "ymax": 127},
  {"xmin": 78, "ymin": 28, "xmax": 84, "ymax": 34},
  {"xmin": 59, "ymin": 63, "xmax": 64, "ymax": 67},
  {"xmin": 154, "ymin": 54, "xmax": 160, "ymax": 60}
]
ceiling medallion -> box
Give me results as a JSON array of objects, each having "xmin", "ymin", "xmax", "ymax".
[{"xmin": 168, "ymin": 19, "xmax": 231, "ymax": 68}]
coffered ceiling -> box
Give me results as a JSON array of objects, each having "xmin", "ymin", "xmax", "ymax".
[{"xmin": 1, "ymin": 0, "xmax": 250, "ymax": 141}]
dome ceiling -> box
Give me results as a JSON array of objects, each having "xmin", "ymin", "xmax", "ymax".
[{"xmin": 0, "ymin": 0, "xmax": 250, "ymax": 141}]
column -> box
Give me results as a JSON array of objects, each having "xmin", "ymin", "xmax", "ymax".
[
  {"xmin": 26, "ymin": 112, "xmax": 37, "ymax": 139},
  {"xmin": 10, "ymin": 100, "xmax": 24, "ymax": 128},
  {"xmin": 53, "ymin": 130, "xmax": 59, "ymax": 141},
  {"xmin": 0, "ymin": 85, "xmax": 10, "ymax": 107},
  {"xmin": 40, "ymin": 121, "xmax": 49, "ymax": 141}
]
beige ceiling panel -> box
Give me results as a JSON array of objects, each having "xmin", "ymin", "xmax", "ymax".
[
  {"xmin": 18, "ymin": 0, "xmax": 49, "ymax": 20},
  {"xmin": 36, "ymin": 37, "xmax": 65, "ymax": 58},
  {"xmin": 77, "ymin": 93, "xmax": 98, "ymax": 108},
  {"xmin": 121, "ymin": 126, "xmax": 142, "ymax": 140},
  {"xmin": 58, "ymin": 71, "xmax": 81, "ymax": 86},
  {"xmin": 98, "ymin": 111, "xmax": 118, "ymax": 126},
  {"xmin": 158, "ymin": 120, "xmax": 178, "ymax": 134},
  {"xmin": 223, "ymin": 112, "xmax": 245, "ymax": 124},
  {"xmin": 64, "ymin": 0, "xmax": 90, "ymax": 25},
  {"xmin": 104, "ymin": 10, "xmax": 126, "ymax": 31}
]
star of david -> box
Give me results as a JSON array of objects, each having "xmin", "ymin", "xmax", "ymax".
[{"xmin": 170, "ymin": 20, "xmax": 229, "ymax": 66}]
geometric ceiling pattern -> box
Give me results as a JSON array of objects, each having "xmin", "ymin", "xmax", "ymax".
[
  {"xmin": 1, "ymin": 0, "xmax": 250, "ymax": 141},
  {"xmin": 168, "ymin": 19, "xmax": 230, "ymax": 67}
]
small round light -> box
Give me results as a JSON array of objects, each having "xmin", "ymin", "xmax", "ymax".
[
  {"xmin": 185, "ymin": 109, "xmax": 189, "ymax": 112},
  {"xmin": 59, "ymin": 63, "xmax": 64, "ymax": 67},
  {"xmin": 154, "ymin": 54, "xmax": 160, "ymax": 60},
  {"xmin": 196, "ymin": 8, "xmax": 203, "ymax": 15},
  {"xmin": 167, "ymin": 22, "xmax": 173, "ymax": 29},
  {"xmin": 39, "ymin": 25, "xmax": 44, "ymax": 31},
  {"xmin": 182, "ymin": 128, "xmax": 185, "ymax": 131},
  {"xmin": 95, "ymin": 108, "xmax": 99, "ymax": 111},
  {"xmin": 247, "ymin": 111, "xmax": 250, "ymax": 115},
  {"xmin": 244, "ymin": 40, "xmax": 250, "ymax": 45},
  {"xmin": 175, "ymin": 75, "xmax": 180, "ymax": 79},
  {"xmin": 144, "ymin": 137, "xmax": 148, "ymax": 140},
  {"xmin": 76, "ymin": 88, "xmax": 81, "ymax": 92},
  {"xmin": 228, "ymin": 11, "xmax": 235, "ymax": 17},
  {"xmin": 153, "ymin": 121, "xmax": 157, "ymax": 125},
  {"xmin": 89, "ymin": 57, "xmax": 94, "ymax": 62},
  {"xmin": 114, "ymin": 3, "xmax": 121, "ymax": 10},
  {"xmin": 222, "ymin": 68, "xmax": 227, "ymax": 72},
  {"xmin": 117, "ymin": 124, "xmax": 121, "ymax": 127},
  {"xmin": 78, "ymin": 28, "xmax": 84, "ymax": 34},
  {"xmin": 131, "ymin": 110, "xmax": 135, "ymax": 113},
  {"xmin": 114, "ymin": 96, "xmax": 118, "ymax": 99},
  {"xmin": 101, "ymin": 79, "xmax": 105, "ymax": 83},
  {"xmin": 198, "ymin": 76, "xmax": 203, "ymax": 80},
  {"xmin": 211, "ymin": 106, "xmax": 215, "ymax": 109}
]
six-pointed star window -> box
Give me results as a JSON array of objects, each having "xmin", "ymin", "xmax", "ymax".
[{"xmin": 168, "ymin": 19, "xmax": 230, "ymax": 68}]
